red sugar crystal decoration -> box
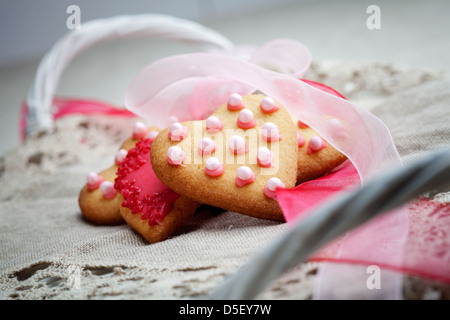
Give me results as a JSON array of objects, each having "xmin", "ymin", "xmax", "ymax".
[{"xmin": 114, "ymin": 138, "xmax": 180, "ymax": 225}]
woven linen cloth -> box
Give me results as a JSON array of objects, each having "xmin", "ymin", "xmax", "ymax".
[{"xmin": 0, "ymin": 60, "xmax": 449, "ymax": 300}]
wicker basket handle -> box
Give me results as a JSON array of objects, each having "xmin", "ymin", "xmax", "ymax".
[{"xmin": 25, "ymin": 14, "xmax": 234, "ymax": 136}]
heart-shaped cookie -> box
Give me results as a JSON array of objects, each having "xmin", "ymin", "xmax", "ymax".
[
  {"xmin": 150, "ymin": 94, "xmax": 299, "ymax": 221},
  {"xmin": 114, "ymin": 136, "xmax": 201, "ymax": 243}
]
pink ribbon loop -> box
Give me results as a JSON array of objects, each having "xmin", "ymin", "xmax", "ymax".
[{"xmin": 125, "ymin": 51, "xmax": 402, "ymax": 187}]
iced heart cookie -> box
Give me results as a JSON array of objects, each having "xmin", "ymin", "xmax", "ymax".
[
  {"xmin": 114, "ymin": 137, "xmax": 200, "ymax": 243},
  {"xmin": 78, "ymin": 121, "xmax": 159, "ymax": 225},
  {"xmin": 150, "ymin": 94, "xmax": 299, "ymax": 221}
]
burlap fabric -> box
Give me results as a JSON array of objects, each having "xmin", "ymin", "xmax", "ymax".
[{"xmin": 1, "ymin": 61, "xmax": 449, "ymax": 300}]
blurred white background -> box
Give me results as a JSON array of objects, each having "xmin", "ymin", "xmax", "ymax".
[{"xmin": 0, "ymin": 0, "xmax": 449, "ymax": 156}]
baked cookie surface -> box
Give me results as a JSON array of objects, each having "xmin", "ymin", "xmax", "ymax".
[
  {"xmin": 296, "ymin": 120, "xmax": 348, "ymax": 184},
  {"xmin": 114, "ymin": 136, "xmax": 201, "ymax": 243}
]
